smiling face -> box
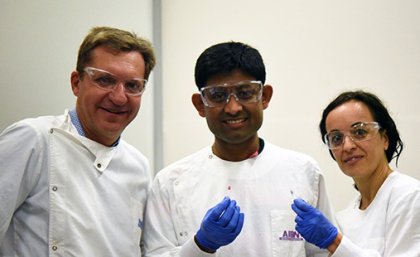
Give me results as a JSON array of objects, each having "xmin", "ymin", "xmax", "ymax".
[
  {"xmin": 192, "ymin": 69, "xmax": 272, "ymax": 157},
  {"xmin": 325, "ymin": 100, "xmax": 389, "ymax": 180},
  {"xmin": 70, "ymin": 45, "xmax": 146, "ymax": 146}
]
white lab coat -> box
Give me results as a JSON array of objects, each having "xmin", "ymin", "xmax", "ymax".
[
  {"xmin": 143, "ymin": 141, "xmax": 333, "ymax": 257},
  {"xmin": 332, "ymin": 171, "xmax": 420, "ymax": 257},
  {"xmin": 0, "ymin": 110, "xmax": 151, "ymax": 256}
]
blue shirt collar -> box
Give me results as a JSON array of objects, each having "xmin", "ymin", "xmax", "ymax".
[{"xmin": 69, "ymin": 109, "xmax": 120, "ymax": 146}]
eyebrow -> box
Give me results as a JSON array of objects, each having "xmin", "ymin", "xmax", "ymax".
[
  {"xmin": 328, "ymin": 121, "xmax": 366, "ymax": 133},
  {"xmin": 89, "ymin": 67, "xmax": 145, "ymax": 80},
  {"xmin": 205, "ymin": 80, "xmax": 260, "ymax": 88},
  {"xmin": 351, "ymin": 121, "xmax": 375, "ymax": 128}
]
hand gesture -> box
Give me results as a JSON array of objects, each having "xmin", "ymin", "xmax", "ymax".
[
  {"xmin": 195, "ymin": 197, "xmax": 245, "ymax": 252},
  {"xmin": 291, "ymin": 198, "xmax": 338, "ymax": 249}
]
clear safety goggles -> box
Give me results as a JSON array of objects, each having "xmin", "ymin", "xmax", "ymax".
[
  {"xmin": 324, "ymin": 121, "xmax": 382, "ymax": 149},
  {"xmin": 200, "ymin": 80, "xmax": 263, "ymax": 107},
  {"xmin": 83, "ymin": 66, "xmax": 147, "ymax": 96}
]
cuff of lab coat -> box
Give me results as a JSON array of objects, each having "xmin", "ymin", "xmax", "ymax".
[
  {"xmin": 179, "ymin": 238, "xmax": 216, "ymax": 257},
  {"xmin": 330, "ymin": 235, "xmax": 364, "ymax": 257}
]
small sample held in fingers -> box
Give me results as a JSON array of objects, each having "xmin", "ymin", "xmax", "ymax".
[
  {"xmin": 290, "ymin": 190, "xmax": 296, "ymax": 200},
  {"xmin": 227, "ymin": 185, "xmax": 232, "ymax": 197}
]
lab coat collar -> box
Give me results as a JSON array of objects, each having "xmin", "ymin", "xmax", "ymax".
[{"xmin": 51, "ymin": 110, "xmax": 118, "ymax": 173}]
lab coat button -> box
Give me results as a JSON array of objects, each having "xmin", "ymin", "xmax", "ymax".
[
  {"xmin": 174, "ymin": 181, "xmax": 179, "ymax": 186},
  {"xmin": 97, "ymin": 163, "xmax": 102, "ymax": 168},
  {"xmin": 52, "ymin": 245, "xmax": 58, "ymax": 251},
  {"xmin": 49, "ymin": 129, "xmax": 54, "ymax": 133},
  {"xmin": 52, "ymin": 186, "xmax": 58, "ymax": 191}
]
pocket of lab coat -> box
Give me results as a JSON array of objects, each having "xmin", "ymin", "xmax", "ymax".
[
  {"xmin": 271, "ymin": 210, "xmax": 305, "ymax": 257},
  {"xmin": 131, "ymin": 197, "xmax": 145, "ymax": 245}
]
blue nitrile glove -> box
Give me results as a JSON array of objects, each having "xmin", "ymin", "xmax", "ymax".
[
  {"xmin": 195, "ymin": 197, "xmax": 245, "ymax": 252},
  {"xmin": 291, "ymin": 198, "xmax": 338, "ymax": 249}
]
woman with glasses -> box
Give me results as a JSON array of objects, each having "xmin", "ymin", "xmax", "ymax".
[{"xmin": 291, "ymin": 90, "xmax": 420, "ymax": 256}]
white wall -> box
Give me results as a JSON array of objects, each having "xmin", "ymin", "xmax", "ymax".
[
  {"xmin": 1, "ymin": 0, "xmax": 419, "ymax": 212},
  {"xmin": 0, "ymin": 0, "xmax": 156, "ymax": 169},
  {"xmin": 160, "ymin": 0, "xmax": 420, "ymax": 211}
]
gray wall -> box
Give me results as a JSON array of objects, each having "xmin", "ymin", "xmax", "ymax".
[{"xmin": 0, "ymin": 0, "xmax": 156, "ymax": 169}]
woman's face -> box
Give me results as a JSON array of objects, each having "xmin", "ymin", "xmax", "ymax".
[{"xmin": 325, "ymin": 100, "xmax": 389, "ymax": 180}]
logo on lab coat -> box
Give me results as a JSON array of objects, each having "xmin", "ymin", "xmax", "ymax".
[{"xmin": 279, "ymin": 230, "xmax": 304, "ymax": 241}]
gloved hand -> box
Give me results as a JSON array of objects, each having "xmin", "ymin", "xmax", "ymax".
[
  {"xmin": 291, "ymin": 198, "xmax": 337, "ymax": 249},
  {"xmin": 195, "ymin": 197, "xmax": 245, "ymax": 252}
]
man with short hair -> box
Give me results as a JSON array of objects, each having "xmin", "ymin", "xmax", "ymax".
[
  {"xmin": 0, "ymin": 26, "xmax": 156, "ymax": 256},
  {"xmin": 143, "ymin": 41, "xmax": 333, "ymax": 257}
]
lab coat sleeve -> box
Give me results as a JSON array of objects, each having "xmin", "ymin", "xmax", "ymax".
[
  {"xmin": 0, "ymin": 121, "xmax": 46, "ymax": 243},
  {"xmin": 142, "ymin": 177, "xmax": 212, "ymax": 257},
  {"xmin": 331, "ymin": 235, "xmax": 380, "ymax": 257},
  {"xmin": 383, "ymin": 188, "xmax": 420, "ymax": 256},
  {"xmin": 305, "ymin": 165, "xmax": 333, "ymax": 257},
  {"xmin": 315, "ymin": 171, "xmax": 337, "ymax": 227},
  {"xmin": 332, "ymin": 183, "xmax": 420, "ymax": 257}
]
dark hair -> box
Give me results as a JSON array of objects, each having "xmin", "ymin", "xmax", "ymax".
[
  {"xmin": 319, "ymin": 90, "xmax": 403, "ymax": 165},
  {"xmin": 194, "ymin": 41, "xmax": 266, "ymax": 89},
  {"xmin": 76, "ymin": 26, "xmax": 156, "ymax": 80}
]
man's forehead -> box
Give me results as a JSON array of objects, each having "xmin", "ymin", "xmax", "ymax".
[{"xmin": 205, "ymin": 70, "xmax": 256, "ymax": 86}]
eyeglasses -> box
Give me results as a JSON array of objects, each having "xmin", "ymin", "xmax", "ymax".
[
  {"xmin": 324, "ymin": 122, "xmax": 382, "ymax": 149},
  {"xmin": 83, "ymin": 67, "xmax": 147, "ymax": 96},
  {"xmin": 200, "ymin": 80, "xmax": 263, "ymax": 107}
]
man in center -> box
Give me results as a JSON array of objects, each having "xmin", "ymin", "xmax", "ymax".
[{"xmin": 143, "ymin": 41, "xmax": 334, "ymax": 257}]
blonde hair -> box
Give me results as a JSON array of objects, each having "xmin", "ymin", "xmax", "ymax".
[{"xmin": 76, "ymin": 26, "xmax": 156, "ymax": 79}]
